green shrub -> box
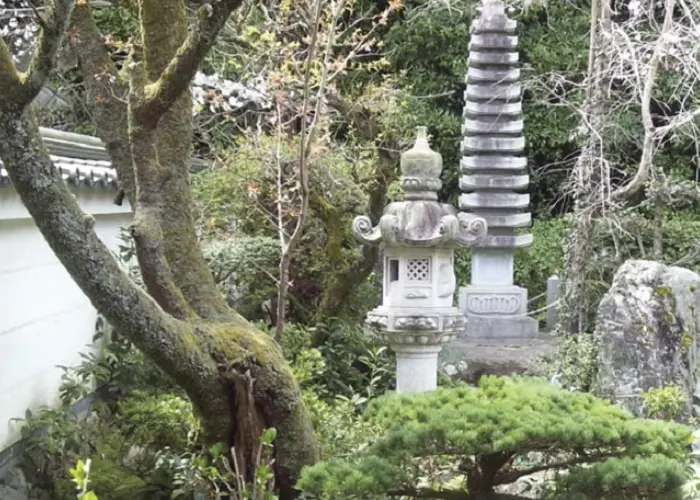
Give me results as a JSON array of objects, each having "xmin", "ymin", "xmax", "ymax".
[
  {"xmin": 539, "ymin": 332, "xmax": 600, "ymax": 392},
  {"xmin": 298, "ymin": 376, "xmax": 693, "ymax": 499},
  {"xmin": 641, "ymin": 385, "xmax": 688, "ymax": 421},
  {"xmin": 117, "ymin": 391, "xmax": 201, "ymax": 452},
  {"xmin": 202, "ymin": 236, "xmax": 280, "ymax": 322},
  {"xmin": 312, "ymin": 320, "xmax": 395, "ymax": 399}
]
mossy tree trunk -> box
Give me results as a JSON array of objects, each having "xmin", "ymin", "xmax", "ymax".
[{"xmin": 0, "ymin": 1, "xmax": 318, "ymax": 497}]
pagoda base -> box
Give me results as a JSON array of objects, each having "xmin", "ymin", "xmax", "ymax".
[
  {"xmin": 461, "ymin": 316, "xmax": 538, "ymax": 339},
  {"xmin": 458, "ymin": 284, "xmax": 538, "ymax": 339}
]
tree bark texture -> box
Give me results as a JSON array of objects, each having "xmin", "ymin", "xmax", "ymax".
[
  {"xmin": 557, "ymin": 0, "xmax": 611, "ymax": 334},
  {"xmin": 0, "ymin": 1, "xmax": 318, "ymax": 497}
]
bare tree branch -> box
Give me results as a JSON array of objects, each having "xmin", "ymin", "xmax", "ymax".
[
  {"xmin": 275, "ymin": 0, "xmax": 343, "ymax": 340},
  {"xmin": 16, "ymin": 0, "xmax": 75, "ymax": 104},
  {"xmin": 611, "ymin": 0, "xmax": 678, "ymax": 201},
  {"xmin": 67, "ymin": 2, "xmax": 134, "ymax": 206}
]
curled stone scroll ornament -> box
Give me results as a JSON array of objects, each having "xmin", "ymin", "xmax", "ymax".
[
  {"xmin": 378, "ymin": 214, "xmax": 401, "ymax": 246},
  {"xmin": 438, "ymin": 214, "xmax": 460, "ymax": 243},
  {"xmin": 352, "ymin": 215, "xmax": 382, "ymax": 245},
  {"xmin": 456, "ymin": 213, "xmax": 488, "ymax": 246}
]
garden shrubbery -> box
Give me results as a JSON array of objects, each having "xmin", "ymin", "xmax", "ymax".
[{"xmin": 298, "ymin": 376, "xmax": 694, "ymax": 500}]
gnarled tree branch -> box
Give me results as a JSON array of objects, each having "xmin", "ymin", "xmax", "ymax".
[
  {"xmin": 135, "ymin": 0, "xmax": 237, "ymax": 320},
  {"xmin": 67, "ymin": 2, "xmax": 134, "ymax": 206},
  {"xmin": 16, "ymin": 0, "xmax": 75, "ymax": 105},
  {"xmin": 134, "ymin": 0, "xmax": 245, "ymax": 127},
  {"xmin": 611, "ymin": 0, "xmax": 677, "ymax": 202},
  {"xmin": 0, "ymin": 111, "xmax": 206, "ymax": 386}
]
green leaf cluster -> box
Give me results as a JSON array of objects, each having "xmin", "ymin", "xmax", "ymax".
[{"xmin": 298, "ymin": 376, "xmax": 693, "ymax": 499}]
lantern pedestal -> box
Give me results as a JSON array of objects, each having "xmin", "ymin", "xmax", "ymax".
[{"xmin": 392, "ymin": 344, "xmax": 442, "ymax": 393}]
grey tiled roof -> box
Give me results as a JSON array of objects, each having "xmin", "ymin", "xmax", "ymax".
[
  {"xmin": 0, "ymin": 127, "xmax": 210, "ymax": 191},
  {"xmin": 0, "ymin": 155, "xmax": 118, "ymax": 189},
  {"xmin": 0, "ymin": 128, "xmax": 119, "ymax": 191}
]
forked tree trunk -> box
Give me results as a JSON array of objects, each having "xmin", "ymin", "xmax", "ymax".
[{"xmin": 0, "ymin": 1, "xmax": 318, "ymax": 497}]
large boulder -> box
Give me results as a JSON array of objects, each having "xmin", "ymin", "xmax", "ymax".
[{"xmin": 593, "ymin": 259, "xmax": 700, "ymax": 418}]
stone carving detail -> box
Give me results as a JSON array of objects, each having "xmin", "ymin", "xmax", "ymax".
[
  {"xmin": 443, "ymin": 315, "xmax": 466, "ymax": 330},
  {"xmin": 466, "ymin": 294, "xmax": 521, "ymax": 315},
  {"xmin": 405, "ymin": 290, "xmax": 429, "ymax": 299},
  {"xmin": 366, "ymin": 314, "xmax": 388, "ymax": 328},
  {"xmin": 401, "ymin": 176, "xmax": 442, "ymax": 193},
  {"xmin": 353, "ymin": 127, "xmax": 488, "ymax": 249},
  {"xmin": 437, "ymin": 263, "xmax": 457, "ymax": 298},
  {"xmin": 394, "ymin": 316, "xmax": 439, "ymax": 331},
  {"xmin": 352, "ymin": 215, "xmax": 382, "ymax": 245},
  {"xmin": 407, "ymin": 259, "xmax": 430, "ymax": 281}
]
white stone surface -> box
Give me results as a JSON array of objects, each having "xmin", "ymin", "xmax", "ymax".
[
  {"xmin": 392, "ymin": 344, "xmax": 442, "ymax": 393},
  {"xmin": 0, "ymin": 188, "xmax": 131, "ymax": 450},
  {"xmin": 546, "ymin": 275, "xmax": 560, "ymax": 331},
  {"xmin": 471, "ymin": 249, "xmax": 514, "ymax": 286}
]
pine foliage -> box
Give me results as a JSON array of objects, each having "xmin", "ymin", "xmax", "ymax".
[{"xmin": 298, "ymin": 376, "xmax": 693, "ymax": 499}]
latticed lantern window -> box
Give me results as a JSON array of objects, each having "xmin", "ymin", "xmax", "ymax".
[{"xmin": 406, "ymin": 258, "xmax": 430, "ymax": 282}]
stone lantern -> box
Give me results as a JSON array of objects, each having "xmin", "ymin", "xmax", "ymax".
[{"xmin": 353, "ymin": 127, "xmax": 488, "ymax": 393}]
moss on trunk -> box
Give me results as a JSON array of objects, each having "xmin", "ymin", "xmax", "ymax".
[{"xmin": 0, "ymin": 2, "xmax": 319, "ymax": 495}]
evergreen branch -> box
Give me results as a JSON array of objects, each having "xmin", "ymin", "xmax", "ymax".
[
  {"xmin": 493, "ymin": 453, "xmax": 621, "ymax": 485},
  {"xmin": 390, "ymin": 488, "xmax": 467, "ymax": 499},
  {"xmin": 135, "ymin": 0, "xmax": 245, "ymax": 126},
  {"xmin": 17, "ymin": 0, "xmax": 75, "ymax": 104}
]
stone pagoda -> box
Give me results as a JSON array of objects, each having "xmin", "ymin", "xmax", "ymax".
[
  {"xmin": 458, "ymin": 0, "xmax": 538, "ymax": 339},
  {"xmin": 353, "ymin": 127, "xmax": 488, "ymax": 393}
]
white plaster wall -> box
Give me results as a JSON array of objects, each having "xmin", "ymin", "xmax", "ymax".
[{"xmin": 0, "ymin": 189, "xmax": 131, "ymax": 449}]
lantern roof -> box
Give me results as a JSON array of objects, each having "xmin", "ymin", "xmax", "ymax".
[{"xmin": 353, "ymin": 128, "xmax": 488, "ymax": 248}]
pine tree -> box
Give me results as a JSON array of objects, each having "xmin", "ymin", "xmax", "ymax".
[{"xmin": 298, "ymin": 376, "xmax": 693, "ymax": 499}]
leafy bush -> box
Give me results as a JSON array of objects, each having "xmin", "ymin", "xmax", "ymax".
[
  {"xmin": 192, "ymin": 137, "xmax": 375, "ymax": 324},
  {"xmin": 202, "ymin": 236, "xmax": 281, "ymax": 321},
  {"xmin": 117, "ymin": 391, "xmax": 200, "ymax": 452},
  {"xmin": 539, "ymin": 332, "xmax": 600, "ymax": 392},
  {"xmin": 298, "ymin": 376, "xmax": 693, "ymax": 499},
  {"xmin": 641, "ymin": 385, "xmax": 688, "ymax": 421},
  {"xmin": 312, "ymin": 320, "xmax": 395, "ymax": 399}
]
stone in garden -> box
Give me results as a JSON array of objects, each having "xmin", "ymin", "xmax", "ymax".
[
  {"xmin": 353, "ymin": 127, "xmax": 488, "ymax": 393},
  {"xmin": 593, "ymin": 259, "xmax": 700, "ymax": 418}
]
